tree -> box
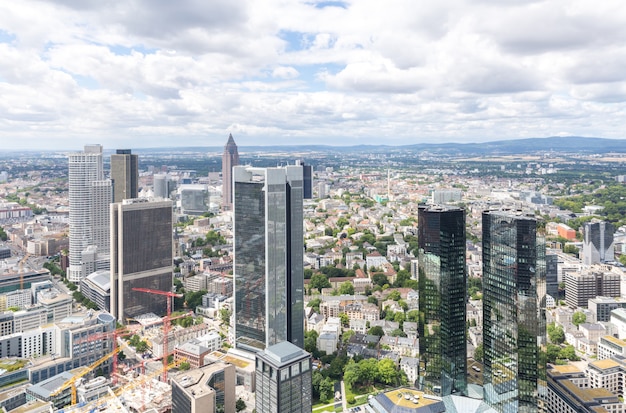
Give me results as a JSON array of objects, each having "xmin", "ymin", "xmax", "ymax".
[
  {"xmin": 547, "ymin": 323, "xmax": 565, "ymax": 344},
  {"xmin": 406, "ymin": 310, "xmax": 419, "ymax": 322},
  {"xmin": 378, "ymin": 358, "xmax": 398, "ymax": 384},
  {"xmin": 546, "ymin": 344, "xmax": 560, "ymax": 364},
  {"xmin": 310, "ymin": 274, "xmax": 331, "ymax": 292},
  {"xmin": 342, "ymin": 329, "xmax": 356, "ymax": 343},
  {"xmin": 474, "ymin": 343, "xmax": 483, "ymax": 362},
  {"xmin": 368, "ymin": 326, "xmax": 384, "ymax": 337},
  {"xmin": 319, "ymin": 377, "xmax": 334, "ymax": 402},
  {"xmin": 386, "ymin": 290, "xmax": 401, "ymax": 301},
  {"xmin": 559, "ymin": 345, "xmax": 580, "ymax": 361},
  {"xmin": 185, "ymin": 289, "xmax": 207, "ymax": 309},
  {"xmin": 372, "ymin": 273, "xmax": 388, "ymax": 287},
  {"xmin": 236, "ymin": 398, "xmax": 247, "ymax": 412},
  {"xmin": 220, "ymin": 308, "xmax": 231, "ymax": 326},
  {"xmin": 339, "ymin": 312, "xmax": 350, "ymax": 327},
  {"xmin": 180, "ymin": 362, "xmax": 191, "ymax": 371},
  {"xmin": 572, "ymin": 311, "xmax": 586, "ymax": 328},
  {"xmin": 339, "ymin": 281, "xmax": 355, "ymax": 295},
  {"xmin": 308, "ymin": 298, "xmax": 322, "ymax": 313},
  {"xmin": 343, "ymin": 360, "xmax": 361, "ymax": 388}
]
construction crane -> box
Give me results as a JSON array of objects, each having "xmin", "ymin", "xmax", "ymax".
[
  {"xmin": 73, "ymin": 326, "xmax": 134, "ymax": 385},
  {"xmin": 73, "ymin": 358, "xmax": 186, "ymax": 413},
  {"xmin": 18, "ymin": 252, "xmax": 30, "ymax": 289},
  {"xmin": 49, "ymin": 346, "xmax": 121, "ymax": 407},
  {"xmin": 131, "ymin": 287, "xmax": 184, "ymax": 383}
]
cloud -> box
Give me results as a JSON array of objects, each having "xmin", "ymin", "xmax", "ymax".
[{"xmin": 0, "ymin": 0, "xmax": 625, "ymax": 149}]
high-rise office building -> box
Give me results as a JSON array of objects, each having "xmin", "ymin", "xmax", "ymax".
[
  {"xmin": 255, "ymin": 341, "xmax": 312, "ymax": 413},
  {"xmin": 222, "ymin": 134, "xmax": 239, "ymax": 211},
  {"xmin": 110, "ymin": 149, "xmax": 138, "ymax": 203},
  {"xmin": 171, "ymin": 362, "xmax": 236, "ymax": 413},
  {"xmin": 546, "ymin": 253, "xmax": 559, "ymax": 300},
  {"xmin": 482, "ymin": 210, "xmax": 546, "ymax": 413},
  {"xmin": 153, "ymin": 173, "xmax": 170, "ymax": 199},
  {"xmin": 68, "ymin": 144, "xmax": 111, "ymax": 283},
  {"xmin": 583, "ymin": 220, "xmax": 615, "ymax": 265},
  {"xmin": 233, "ymin": 165, "xmax": 304, "ymax": 352},
  {"xmin": 417, "ymin": 205, "xmax": 467, "ymax": 396},
  {"xmin": 110, "ymin": 198, "xmax": 173, "ymax": 321}
]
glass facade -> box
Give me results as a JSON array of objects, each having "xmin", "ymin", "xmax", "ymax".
[
  {"xmin": 111, "ymin": 200, "xmax": 173, "ymax": 320},
  {"xmin": 482, "ymin": 211, "xmax": 546, "ymax": 413},
  {"xmin": 255, "ymin": 350, "xmax": 312, "ymax": 413},
  {"xmin": 417, "ymin": 205, "xmax": 467, "ymax": 396},
  {"xmin": 234, "ymin": 166, "xmax": 304, "ymax": 351}
]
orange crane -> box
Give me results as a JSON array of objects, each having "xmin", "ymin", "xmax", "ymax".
[
  {"xmin": 132, "ymin": 287, "xmax": 183, "ymax": 382},
  {"xmin": 18, "ymin": 252, "xmax": 30, "ymax": 289}
]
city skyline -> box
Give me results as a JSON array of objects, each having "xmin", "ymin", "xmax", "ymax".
[{"xmin": 1, "ymin": 1, "xmax": 626, "ymax": 149}]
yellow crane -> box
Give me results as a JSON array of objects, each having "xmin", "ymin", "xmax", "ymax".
[
  {"xmin": 74, "ymin": 358, "xmax": 186, "ymax": 413},
  {"xmin": 49, "ymin": 347, "xmax": 121, "ymax": 407},
  {"xmin": 18, "ymin": 252, "xmax": 30, "ymax": 289}
]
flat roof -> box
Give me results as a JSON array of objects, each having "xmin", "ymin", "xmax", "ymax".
[
  {"xmin": 601, "ymin": 335, "xmax": 626, "ymax": 347},
  {"xmin": 590, "ymin": 359, "xmax": 621, "ymax": 370},
  {"xmin": 550, "ymin": 364, "xmax": 582, "ymax": 374}
]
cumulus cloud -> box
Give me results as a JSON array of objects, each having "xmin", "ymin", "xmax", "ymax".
[{"xmin": 0, "ymin": 0, "xmax": 625, "ymax": 148}]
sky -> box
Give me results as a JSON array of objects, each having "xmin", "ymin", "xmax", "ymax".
[{"xmin": 1, "ymin": 0, "xmax": 626, "ymax": 150}]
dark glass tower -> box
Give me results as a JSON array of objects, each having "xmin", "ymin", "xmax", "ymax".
[
  {"xmin": 222, "ymin": 134, "xmax": 239, "ymax": 211},
  {"xmin": 110, "ymin": 149, "xmax": 138, "ymax": 203},
  {"xmin": 110, "ymin": 199, "xmax": 173, "ymax": 321},
  {"xmin": 233, "ymin": 165, "xmax": 304, "ymax": 352},
  {"xmin": 417, "ymin": 205, "xmax": 467, "ymax": 396},
  {"xmin": 482, "ymin": 210, "xmax": 546, "ymax": 413}
]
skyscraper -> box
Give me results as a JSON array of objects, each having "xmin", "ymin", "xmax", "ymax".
[
  {"xmin": 222, "ymin": 134, "xmax": 239, "ymax": 211},
  {"xmin": 233, "ymin": 165, "xmax": 304, "ymax": 352},
  {"xmin": 417, "ymin": 205, "xmax": 467, "ymax": 396},
  {"xmin": 110, "ymin": 198, "xmax": 173, "ymax": 321},
  {"xmin": 482, "ymin": 210, "xmax": 546, "ymax": 413},
  {"xmin": 255, "ymin": 341, "xmax": 312, "ymax": 413},
  {"xmin": 171, "ymin": 362, "xmax": 236, "ymax": 413},
  {"xmin": 110, "ymin": 149, "xmax": 138, "ymax": 203},
  {"xmin": 68, "ymin": 144, "xmax": 111, "ymax": 283},
  {"xmin": 583, "ymin": 220, "xmax": 615, "ymax": 265}
]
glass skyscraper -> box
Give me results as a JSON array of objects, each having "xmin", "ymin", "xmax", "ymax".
[
  {"xmin": 233, "ymin": 165, "xmax": 304, "ymax": 352},
  {"xmin": 482, "ymin": 210, "xmax": 546, "ymax": 413},
  {"xmin": 417, "ymin": 205, "xmax": 467, "ymax": 396}
]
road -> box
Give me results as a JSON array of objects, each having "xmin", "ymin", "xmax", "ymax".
[{"xmin": 341, "ymin": 380, "xmax": 348, "ymax": 412}]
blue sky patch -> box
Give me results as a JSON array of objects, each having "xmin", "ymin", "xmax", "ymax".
[
  {"xmin": 0, "ymin": 29, "xmax": 16, "ymax": 44},
  {"xmin": 313, "ymin": 1, "xmax": 348, "ymax": 9},
  {"xmin": 72, "ymin": 74, "xmax": 99, "ymax": 89},
  {"xmin": 109, "ymin": 44, "xmax": 157, "ymax": 56},
  {"xmin": 278, "ymin": 30, "xmax": 310, "ymax": 52}
]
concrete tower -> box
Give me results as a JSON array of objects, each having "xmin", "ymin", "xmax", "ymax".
[
  {"xmin": 68, "ymin": 144, "xmax": 111, "ymax": 283},
  {"xmin": 233, "ymin": 165, "xmax": 304, "ymax": 352},
  {"xmin": 222, "ymin": 134, "xmax": 239, "ymax": 211},
  {"xmin": 110, "ymin": 149, "xmax": 138, "ymax": 203},
  {"xmin": 583, "ymin": 220, "xmax": 615, "ymax": 265}
]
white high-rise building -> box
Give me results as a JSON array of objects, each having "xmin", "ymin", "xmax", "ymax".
[{"xmin": 68, "ymin": 145, "xmax": 111, "ymax": 283}]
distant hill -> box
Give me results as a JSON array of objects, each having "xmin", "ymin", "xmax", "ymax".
[{"xmin": 130, "ymin": 136, "xmax": 626, "ymax": 156}]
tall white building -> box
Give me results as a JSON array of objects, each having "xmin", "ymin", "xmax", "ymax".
[{"xmin": 68, "ymin": 145, "xmax": 111, "ymax": 283}]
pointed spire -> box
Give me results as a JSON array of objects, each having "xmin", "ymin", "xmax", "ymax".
[{"xmin": 226, "ymin": 133, "xmax": 236, "ymax": 146}]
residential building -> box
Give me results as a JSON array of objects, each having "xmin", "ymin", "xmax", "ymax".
[
  {"xmin": 222, "ymin": 134, "xmax": 239, "ymax": 211},
  {"xmin": 171, "ymin": 361, "xmax": 236, "ymax": 413},
  {"xmin": 417, "ymin": 205, "xmax": 467, "ymax": 396},
  {"xmin": 233, "ymin": 165, "xmax": 304, "ymax": 351},
  {"xmin": 68, "ymin": 144, "xmax": 111, "ymax": 283},
  {"xmin": 174, "ymin": 339, "xmax": 210, "ymax": 369},
  {"xmin": 110, "ymin": 198, "xmax": 173, "ymax": 321},
  {"xmin": 110, "ymin": 149, "xmax": 138, "ymax": 203},
  {"xmin": 482, "ymin": 210, "xmax": 546, "ymax": 413},
  {"xmin": 583, "ymin": 220, "xmax": 615, "ymax": 265},
  {"xmin": 255, "ymin": 341, "xmax": 312, "ymax": 413}
]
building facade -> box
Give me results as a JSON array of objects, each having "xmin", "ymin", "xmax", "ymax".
[
  {"xmin": 68, "ymin": 144, "xmax": 111, "ymax": 283},
  {"xmin": 171, "ymin": 362, "xmax": 236, "ymax": 413},
  {"xmin": 110, "ymin": 149, "xmax": 138, "ymax": 203},
  {"xmin": 110, "ymin": 198, "xmax": 173, "ymax": 321},
  {"xmin": 417, "ymin": 205, "xmax": 467, "ymax": 396},
  {"xmin": 583, "ymin": 220, "xmax": 615, "ymax": 265},
  {"xmin": 222, "ymin": 134, "xmax": 239, "ymax": 211},
  {"xmin": 482, "ymin": 210, "xmax": 546, "ymax": 413},
  {"xmin": 233, "ymin": 165, "xmax": 304, "ymax": 351},
  {"xmin": 255, "ymin": 341, "xmax": 312, "ymax": 413}
]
